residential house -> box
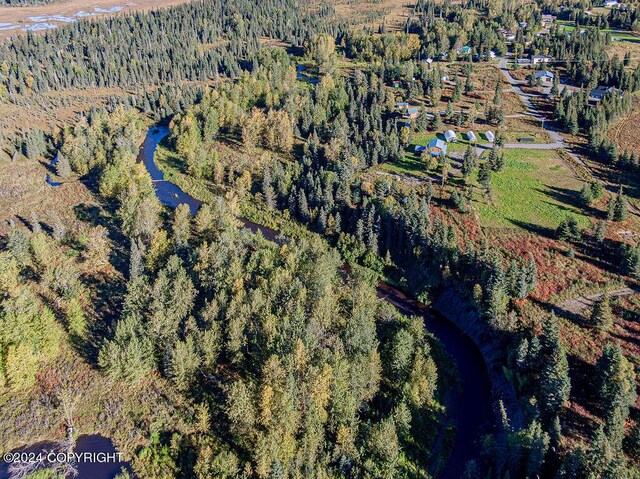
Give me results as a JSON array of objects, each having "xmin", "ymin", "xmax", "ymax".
[
  {"xmin": 406, "ymin": 107, "xmax": 419, "ymax": 119},
  {"xmin": 458, "ymin": 45, "xmax": 472, "ymax": 55},
  {"xmin": 589, "ymin": 85, "xmax": 618, "ymax": 101},
  {"xmin": 534, "ymin": 70, "xmax": 555, "ymax": 83},
  {"xmin": 428, "ymin": 139, "xmax": 448, "ymax": 157},
  {"xmin": 531, "ymin": 54, "xmax": 552, "ymax": 65},
  {"xmin": 444, "ymin": 130, "xmax": 458, "ymax": 143}
]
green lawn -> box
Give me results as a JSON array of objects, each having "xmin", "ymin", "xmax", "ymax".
[
  {"xmin": 602, "ymin": 29, "xmax": 640, "ymax": 43},
  {"xmin": 381, "ymin": 154, "xmax": 430, "ymax": 176},
  {"xmin": 557, "ymin": 22, "xmax": 640, "ymax": 43},
  {"xmin": 475, "ymin": 150, "xmax": 591, "ymax": 231}
]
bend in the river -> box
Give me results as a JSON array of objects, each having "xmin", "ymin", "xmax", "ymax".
[{"xmin": 138, "ymin": 126, "xmax": 495, "ymax": 479}]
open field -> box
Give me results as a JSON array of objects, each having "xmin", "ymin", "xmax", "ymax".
[
  {"xmin": 502, "ymin": 115, "xmax": 552, "ymax": 144},
  {"xmin": 0, "ymin": 158, "xmax": 98, "ymax": 235},
  {"xmin": 0, "ymin": 0, "xmax": 191, "ymax": 39},
  {"xmin": 608, "ymin": 97, "xmax": 640, "ymax": 156},
  {"xmin": 474, "ymin": 149, "xmax": 590, "ymax": 231},
  {"xmin": 325, "ymin": 0, "xmax": 413, "ymax": 30}
]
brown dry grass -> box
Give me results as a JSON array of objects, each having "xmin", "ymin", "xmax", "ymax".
[
  {"xmin": 608, "ymin": 97, "xmax": 640, "ymax": 156},
  {"xmin": 0, "ymin": 87, "xmax": 125, "ymax": 145},
  {"xmin": 0, "ymin": 158, "xmax": 98, "ymax": 236},
  {"xmin": 327, "ymin": 0, "xmax": 412, "ymax": 30}
]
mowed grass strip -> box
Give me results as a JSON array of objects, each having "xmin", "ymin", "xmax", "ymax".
[{"xmin": 475, "ymin": 149, "xmax": 590, "ymax": 231}]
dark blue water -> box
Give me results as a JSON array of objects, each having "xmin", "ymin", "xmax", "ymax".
[
  {"xmin": 136, "ymin": 126, "xmax": 202, "ymax": 215},
  {"xmin": 296, "ymin": 65, "xmax": 319, "ymax": 84}
]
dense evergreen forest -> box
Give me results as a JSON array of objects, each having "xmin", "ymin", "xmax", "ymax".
[
  {"xmin": 0, "ymin": 0, "xmax": 341, "ymax": 94},
  {"xmin": 1, "ymin": 0, "xmax": 640, "ymax": 478}
]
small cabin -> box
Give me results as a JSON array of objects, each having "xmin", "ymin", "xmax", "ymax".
[
  {"xmin": 534, "ymin": 70, "xmax": 555, "ymax": 83},
  {"xmin": 428, "ymin": 139, "xmax": 448, "ymax": 157},
  {"xmin": 466, "ymin": 131, "xmax": 477, "ymax": 142},
  {"xmin": 406, "ymin": 107, "xmax": 419, "ymax": 119},
  {"xmin": 444, "ymin": 130, "xmax": 458, "ymax": 143},
  {"xmin": 485, "ymin": 131, "xmax": 495, "ymax": 142}
]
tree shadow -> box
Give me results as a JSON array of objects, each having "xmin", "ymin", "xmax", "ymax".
[
  {"xmin": 568, "ymin": 353, "xmax": 602, "ymax": 407},
  {"xmin": 506, "ymin": 218, "xmax": 557, "ymax": 239},
  {"xmin": 537, "ymin": 185, "xmax": 586, "ymax": 215},
  {"xmin": 529, "ymin": 297, "xmax": 588, "ymax": 328},
  {"xmin": 74, "ymin": 203, "xmax": 109, "ymax": 228}
]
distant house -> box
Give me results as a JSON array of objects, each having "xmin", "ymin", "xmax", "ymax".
[
  {"xmin": 601, "ymin": 0, "xmax": 618, "ymax": 6},
  {"xmin": 458, "ymin": 45, "xmax": 472, "ymax": 55},
  {"xmin": 406, "ymin": 107, "xmax": 420, "ymax": 119},
  {"xmin": 392, "ymin": 81, "xmax": 402, "ymax": 88},
  {"xmin": 444, "ymin": 130, "xmax": 458, "ymax": 143},
  {"xmin": 466, "ymin": 131, "xmax": 477, "ymax": 142},
  {"xmin": 396, "ymin": 102, "xmax": 409, "ymax": 109},
  {"xmin": 541, "ymin": 14, "xmax": 556, "ymax": 25},
  {"xmin": 519, "ymin": 21, "xmax": 528, "ymax": 28},
  {"xmin": 516, "ymin": 58, "xmax": 532, "ymax": 66},
  {"xmin": 489, "ymin": 50, "xmax": 497, "ymax": 59},
  {"xmin": 534, "ymin": 70, "xmax": 555, "ymax": 83},
  {"xmin": 531, "ymin": 54, "xmax": 552, "ymax": 65},
  {"xmin": 428, "ymin": 139, "xmax": 448, "ymax": 157},
  {"xmin": 485, "ymin": 130, "xmax": 496, "ymax": 142},
  {"xmin": 589, "ymin": 85, "xmax": 618, "ymax": 101}
]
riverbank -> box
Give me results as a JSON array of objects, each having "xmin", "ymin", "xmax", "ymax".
[{"xmin": 433, "ymin": 288, "xmax": 525, "ymax": 429}]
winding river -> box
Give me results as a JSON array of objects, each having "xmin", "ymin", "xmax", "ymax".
[{"xmin": 138, "ymin": 126, "xmax": 494, "ymax": 479}]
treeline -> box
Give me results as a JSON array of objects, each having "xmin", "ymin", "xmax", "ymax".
[
  {"xmin": 567, "ymin": 2, "xmax": 640, "ymax": 31},
  {"xmin": 0, "ymin": 0, "xmax": 343, "ymax": 94}
]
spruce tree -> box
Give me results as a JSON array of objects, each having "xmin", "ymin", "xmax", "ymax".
[
  {"xmin": 591, "ymin": 291, "xmax": 614, "ymax": 333},
  {"xmin": 55, "ymin": 152, "xmax": 72, "ymax": 177},
  {"xmin": 539, "ymin": 315, "xmax": 571, "ymax": 418}
]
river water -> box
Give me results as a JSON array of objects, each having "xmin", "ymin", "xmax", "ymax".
[{"xmin": 137, "ymin": 126, "xmax": 494, "ymax": 478}]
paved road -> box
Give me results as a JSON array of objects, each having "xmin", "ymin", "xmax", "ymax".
[{"xmin": 496, "ymin": 57, "xmax": 590, "ymax": 156}]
